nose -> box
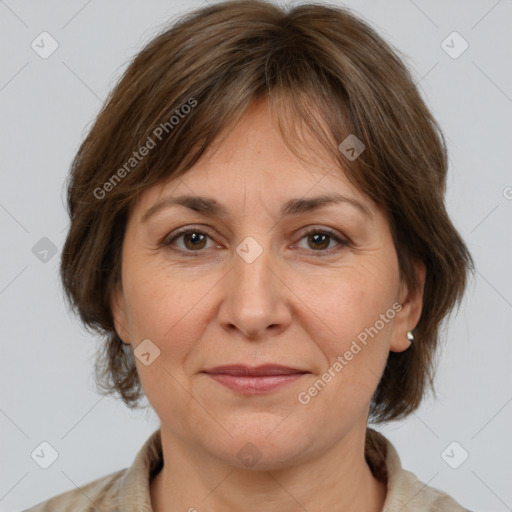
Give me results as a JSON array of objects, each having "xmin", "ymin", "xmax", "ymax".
[{"xmin": 217, "ymin": 238, "xmax": 292, "ymax": 340}]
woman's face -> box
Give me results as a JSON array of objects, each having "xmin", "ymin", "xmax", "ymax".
[{"xmin": 112, "ymin": 100, "xmax": 423, "ymax": 470}]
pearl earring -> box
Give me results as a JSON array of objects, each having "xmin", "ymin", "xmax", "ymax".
[{"xmin": 406, "ymin": 330, "xmax": 415, "ymax": 342}]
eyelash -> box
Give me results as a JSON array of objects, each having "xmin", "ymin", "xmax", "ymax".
[{"xmin": 161, "ymin": 226, "xmax": 349, "ymax": 257}]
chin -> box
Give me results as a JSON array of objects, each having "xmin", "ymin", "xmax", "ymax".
[{"xmin": 203, "ymin": 422, "xmax": 318, "ymax": 470}]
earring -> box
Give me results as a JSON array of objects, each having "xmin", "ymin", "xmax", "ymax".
[{"xmin": 406, "ymin": 330, "xmax": 415, "ymax": 342}]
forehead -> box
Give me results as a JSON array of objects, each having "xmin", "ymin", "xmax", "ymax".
[{"xmin": 131, "ymin": 100, "xmax": 373, "ymax": 218}]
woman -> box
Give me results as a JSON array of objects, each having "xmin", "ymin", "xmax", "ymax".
[{"xmin": 25, "ymin": 0, "xmax": 473, "ymax": 510}]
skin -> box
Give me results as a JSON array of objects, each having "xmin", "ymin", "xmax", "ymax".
[{"xmin": 111, "ymin": 99, "xmax": 425, "ymax": 512}]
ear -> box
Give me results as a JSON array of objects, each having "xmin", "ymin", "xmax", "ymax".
[
  {"xmin": 390, "ymin": 260, "xmax": 426, "ymax": 353},
  {"xmin": 110, "ymin": 281, "xmax": 131, "ymax": 345}
]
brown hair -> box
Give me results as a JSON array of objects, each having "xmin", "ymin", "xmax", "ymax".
[{"xmin": 60, "ymin": 0, "xmax": 473, "ymax": 423}]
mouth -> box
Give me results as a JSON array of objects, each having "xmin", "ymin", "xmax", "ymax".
[{"xmin": 201, "ymin": 364, "xmax": 309, "ymax": 394}]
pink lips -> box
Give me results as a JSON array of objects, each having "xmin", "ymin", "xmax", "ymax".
[{"xmin": 202, "ymin": 364, "xmax": 308, "ymax": 394}]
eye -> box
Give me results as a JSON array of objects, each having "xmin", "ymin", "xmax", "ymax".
[
  {"xmin": 162, "ymin": 227, "xmax": 217, "ymax": 254},
  {"xmin": 295, "ymin": 227, "xmax": 348, "ymax": 255},
  {"xmin": 162, "ymin": 226, "xmax": 348, "ymax": 256}
]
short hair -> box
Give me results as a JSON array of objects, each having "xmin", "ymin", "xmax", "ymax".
[{"xmin": 60, "ymin": 0, "xmax": 473, "ymax": 423}]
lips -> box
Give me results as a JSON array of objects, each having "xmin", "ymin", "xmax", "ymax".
[
  {"xmin": 202, "ymin": 364, "xmax": 308, "ymax": 376},
  {"xmin": 202, "ymin": 364, "xmax": 309, "ymax": 394}
]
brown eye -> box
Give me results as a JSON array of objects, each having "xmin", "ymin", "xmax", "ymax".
[
  {"xmin": 296, "ymin": 228, "xmax": 348, "ymax": 255},
  {"xmin": 307, "ymin": 232, "xmax": 331, "ymax": 250},
  {"xmin": 182, "ymin": 232, "xmax": 208, "ymax": 250},
  {"xmin": 164, "ymin": 228, "xmax": 214, "ymax": 253}
]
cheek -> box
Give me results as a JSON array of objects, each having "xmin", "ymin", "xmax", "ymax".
[
  {"xmin": 123, "ymin": 264, "xmax": 218, "ymax": 362},
  {"xmin": 122, "ymin": 266, "xmax": 215, "ymax": 421},
  {"xmin": 307, "ymin": 261, "xmax": 398, "ymax": 348},
  {"xmin": 288, "ymin": 268, "xmax": 399, "ymax": 445},
  {"xmin": 298, "ymin": 260, "xmax": 399, "ymax": 399}
]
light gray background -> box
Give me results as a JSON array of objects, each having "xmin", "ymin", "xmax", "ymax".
[{"xmin": 1, "ymin": 1, "xmax": 511, "ymax": 511}]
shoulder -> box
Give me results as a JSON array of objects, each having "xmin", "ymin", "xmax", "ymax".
[
  {"xmin": 366, "ymin": 428, "xmax": 471, "ymax": 512},
  {"xmin": 387, "ymin": 463, "xmax": 470, "ymax": 512},
  {"xmin": 22, "ymin": 467, "xmax": 128, "ymax": 512},
  {"xmin": 22, "ymin": 428, "xmax": 163, "ymax": 512}
]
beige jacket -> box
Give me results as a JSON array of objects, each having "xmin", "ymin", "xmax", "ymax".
[{"xmin": 23, "ymin": 428, "xmax": 470, "ymax": 511}]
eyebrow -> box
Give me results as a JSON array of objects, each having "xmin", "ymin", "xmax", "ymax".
[{"xmin": 140, "ymin": 193, "xmax": 372, "ymax": 223}]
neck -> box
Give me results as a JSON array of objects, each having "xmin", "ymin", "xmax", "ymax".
[{"xmin": 150, "ymin": 425, "xmax": 387, "ymax": 512}]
